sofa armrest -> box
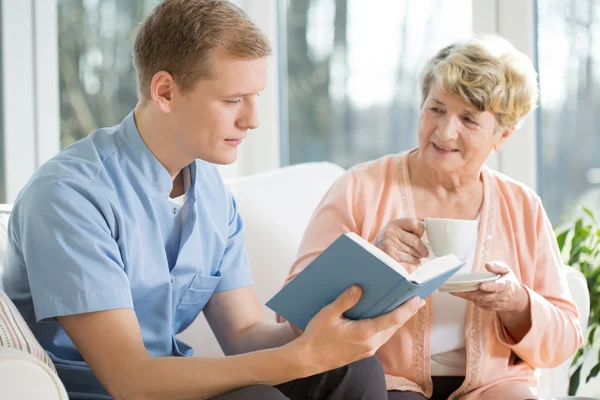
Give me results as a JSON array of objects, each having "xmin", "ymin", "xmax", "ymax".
[
  {"xmin": 536, "ymin": 266, "xmax": 590, "ymax": 398},
  {"xmin": 0, "ymin": 347, "xmax": 68, "ymax": 400},
  {"xmin": 564, "ymin": 266, "xmax": 591, "ymax": 332}
]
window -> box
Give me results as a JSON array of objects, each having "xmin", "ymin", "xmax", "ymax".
[
  {"xmin": 537, "ymin": 0, "xmax": 600, "ymax": 223},
  {"xmin": 282, "ymin": 0, "xmax": 472, "ymax": 168},
  {"xmin": 0, "ymin": 0, "xmax": 538, "ymax": 202},
  {"xmin": 58, "ymin": 0, "xmax": 160, "ymax": 148}
]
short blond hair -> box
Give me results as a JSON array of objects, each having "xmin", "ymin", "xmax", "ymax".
[
  {"xmin": 133, "ymin": 0, "xmax": 272, "ymax": 100},
  {"xmin": 420, "ymin": 35, "xmax": 538, "ymax": 128}
]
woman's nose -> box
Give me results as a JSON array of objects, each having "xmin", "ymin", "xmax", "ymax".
[{"xmin": 437, "ymin": 116, "xmax": 459, "ymax": 140}]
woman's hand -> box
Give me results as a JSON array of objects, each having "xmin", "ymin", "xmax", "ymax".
[
  {"xmin": 452, "ymin": 262, "xmax": 532, "ymax": 341},
  {"xmin": 451, "ymin": 262, "xmax": 528, "ymax": 312},
  {"xmin": 372, "ymin": 218, "xmax": 429, "ymax": 265}
]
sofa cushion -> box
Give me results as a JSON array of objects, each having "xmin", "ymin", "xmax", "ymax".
[
  {"xmin": 225, "ymin": 162, "xmax": 346, "ymax": 311},
  {"xmin": 0, "ymin": 348, "xmax": 68, "ymax": 399},
  {"xmin": 0, "ymin": 290, "xmax": 57, "ymax": 373}
]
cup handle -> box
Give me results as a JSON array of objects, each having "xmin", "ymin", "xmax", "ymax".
[{"xmin": 422, "ymin": 241, "xmax": 435, "ymax": 259}]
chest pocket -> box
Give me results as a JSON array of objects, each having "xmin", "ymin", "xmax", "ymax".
[{"xmin": 175, "ymin": 271, "xmax": 222, "ymax": 331}]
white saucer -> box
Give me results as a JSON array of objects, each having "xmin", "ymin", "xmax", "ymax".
[
  {"xmin": 444, "ymin": 272, "xmax": 501, "ymax": 285},
  {"xmin": 439, "ymin": 272, "xmax": 501, "ymax": 293},
  {"xmin": 439, "ymin": 284, "xmax": 482, "ymax": 293}
]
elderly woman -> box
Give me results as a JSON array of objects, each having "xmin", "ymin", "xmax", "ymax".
[{"xmin": 281, "ymin": 35, "xmax": 583, "ymax": 400}]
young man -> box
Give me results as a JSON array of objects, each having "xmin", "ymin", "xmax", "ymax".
[{"xmin": 3, "ymin": 1, "xmax": 424, "ymax": 399}]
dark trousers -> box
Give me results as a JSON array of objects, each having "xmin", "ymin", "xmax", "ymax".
[
  {"xmin": 210, "ymin": 356, "xmax": 387, "ymax": 400},
  {"xmin": 387, "ymin": 376, "xmax": 464, "ymax": 400}
]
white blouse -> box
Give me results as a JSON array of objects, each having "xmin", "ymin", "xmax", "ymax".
[{"xmin": 429, "ymin": 221, "xmax": 480, "ymax": 376}]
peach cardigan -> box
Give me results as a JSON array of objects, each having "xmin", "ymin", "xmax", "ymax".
[{"xmin": 283, "ymin": 152, "xmax": 583, "ymax": 399}]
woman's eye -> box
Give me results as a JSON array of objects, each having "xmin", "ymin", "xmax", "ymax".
[{"xmin": 225, "ymin": 99, "xmax": 241, "ymax": 105}]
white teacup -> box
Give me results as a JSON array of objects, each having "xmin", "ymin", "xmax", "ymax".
[{"xmin": 424, "ymin": 217, "xmax": 479, "ymax": 260}]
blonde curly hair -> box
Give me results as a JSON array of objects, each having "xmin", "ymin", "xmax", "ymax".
[{"xmin": 420, "ymin": 35, "xmax": 538, "ymax": 128}]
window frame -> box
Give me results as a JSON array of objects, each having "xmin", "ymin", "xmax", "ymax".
[
  {"xmin": 0, "ymin": 0, "xmax": 537, "ymax": 202},
  {"xmin": 1, "ymin": 0, "xmax": 60, "ymax": 203}
]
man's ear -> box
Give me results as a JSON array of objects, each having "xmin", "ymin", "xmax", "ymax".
[
  {"xmin": 493, "ymin": 125, "xmax": 516, "ymax": 152},
  {"xmin": 150, "ymin": 71, "xmax": 178, "ymax": 113}
]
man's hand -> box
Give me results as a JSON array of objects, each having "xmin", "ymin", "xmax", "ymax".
[{"xmin": 292, "ymin": 285, "xmax": 425, "ymax": 374}]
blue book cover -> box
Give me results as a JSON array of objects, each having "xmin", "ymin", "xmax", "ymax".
[{"xmin": 266, "ymin": 232, "xmax": 465, "ymax": 330}]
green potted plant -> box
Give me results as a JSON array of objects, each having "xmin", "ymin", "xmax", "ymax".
[{"xmin": 555, "ymin": 208, "xmax": 600, "ymax": 395}]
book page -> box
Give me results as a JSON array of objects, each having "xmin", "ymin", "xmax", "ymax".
[
  {"xmin": 409, "ymin": 254, "xmax": 463, "ymax": 284},
  {"xmin": 344, "ymin": 232, "xmax": 409, "ymax": 278}
]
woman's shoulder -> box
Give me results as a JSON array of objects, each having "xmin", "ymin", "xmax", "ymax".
[
  {"xmin": 486, "ymin": 167, "xmax": 542, "ymax": 208},
  {"xmin": 325, "ymin": 154, "xmax": 403, "ymax": 204},
  {"xmin": 346, "ymin": 153, "xmax": 403, "ymax": 182}
]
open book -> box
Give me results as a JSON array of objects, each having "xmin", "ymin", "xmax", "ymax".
[{"xmin": 267, "ymin": 232, "xmax": 464, "ymax": 330}]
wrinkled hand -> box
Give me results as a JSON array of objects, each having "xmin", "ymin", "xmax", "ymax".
[
  {"xmin": 451, "ymin": 262, "xmax": 528, "ymax": 313},
  {"xmin": 372, "ymin": 218, "xmax": 429, "ymax": 265},
  {"xmin": 296, "ymin": 285, "xmax": 425, "ymax": 373}
]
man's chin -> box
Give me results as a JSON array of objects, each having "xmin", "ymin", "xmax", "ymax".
[
  {"xmin": 201, "ymin": 151, "xmax": 238, "ymax": 165},
  {"xmin": 218, "ymin": 157, "xmax": 238, "ymax": 165}
]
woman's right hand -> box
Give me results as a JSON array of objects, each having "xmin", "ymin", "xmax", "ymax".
[{"xmin": 372, "ymin": 218, "xmax": 429, "ymax": 265}]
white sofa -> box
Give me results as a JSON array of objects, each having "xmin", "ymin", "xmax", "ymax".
[{"xmin": 0, "ymin": 162, "xmax": 591, "ymax": 399}]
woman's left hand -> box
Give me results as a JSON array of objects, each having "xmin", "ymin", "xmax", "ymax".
[{"xmin": 451, "ymin": 262, "xmax": 529, "ymax": 314}]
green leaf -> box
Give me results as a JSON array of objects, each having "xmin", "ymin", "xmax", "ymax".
[
  {"xmin": 570, "ymin": 364, "xmax": 582, "ymax": 395},
  {"xmin": 589, "ymin": 326, "xmax": 598, "ymax": 346},
  {"xmin": 570, "ymin": 224, "xmax": 588, "ymax": 262},
  {"xmin": 572, "ymin": 347, "xmax": 584, "ymax": 367},
  {"xmin": 580, "ymin": 246, "xmax": 594, "ymax": 254},
  {"xmin": 586, "ymin": 362, "xmax": 600, "ymax": 383},
  {"xmin": 583, "ymin": 207, "xmax": 598, "ymax": 224},
  {"xmin": 591, "ymin": 268, "xmax": 600, "ymax": 284},
  {"xmin": 557, "ymin": 230, "xmax": 569, "ymax": 252}
]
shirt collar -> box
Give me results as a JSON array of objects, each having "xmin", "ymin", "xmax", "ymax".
[
  {"xmin": 182, "ymin": 165, "xmax": 191, "ymax": 194},
  {"xmin": 118, "ymin": 111, "xmax": 174, "ymax": 195}
]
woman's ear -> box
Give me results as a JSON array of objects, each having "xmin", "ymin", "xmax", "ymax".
[{"xmin": 493, "ymin": 126, "xmax": 516, "ymax": 152}]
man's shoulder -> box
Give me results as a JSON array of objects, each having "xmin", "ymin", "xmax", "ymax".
[
  {"xmin": 13, "ymin": 126, "xmax": 125, "ymax": 217},
  {"xmin": 48, "ymin": 126, "xmax": 123, "ymax": 177}
]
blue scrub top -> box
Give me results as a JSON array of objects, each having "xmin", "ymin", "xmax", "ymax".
[{"xmin": 3, "ymin": 111, "xmax": 253, "ymax": 398}]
